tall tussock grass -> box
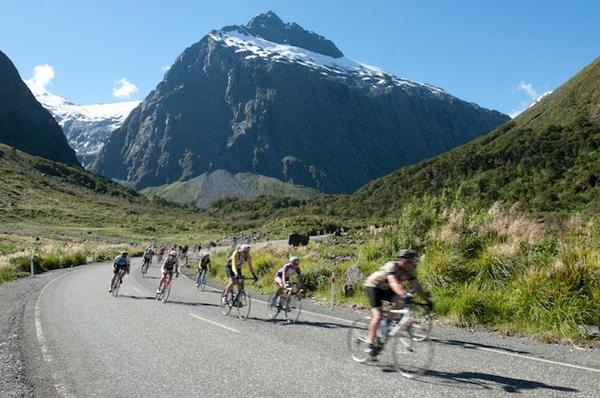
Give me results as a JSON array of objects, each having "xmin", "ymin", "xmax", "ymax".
[{"xmin": 356, "ymin": 199, "xmax": 599, "ymax": 341}]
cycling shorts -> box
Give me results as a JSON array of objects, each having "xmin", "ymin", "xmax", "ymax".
[
  {"xmin": 274, "ymin": 272, "xmax": 289, "ymax": 284},
  {"xmin": 113, "ymin": 264, "xmax": 129, "ymax": 273},
  {"xmin": 226, "ymin": 265, "xmax": 242, "ymax": 280},
  {"xmin": 365, "ymin": 287, "xmax": 395, "ymax": 308}
]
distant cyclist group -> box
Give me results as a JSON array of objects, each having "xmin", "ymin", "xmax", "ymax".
[{"xmin": 109, "ymin": 241, "xmax": 432, "ymax": 362}]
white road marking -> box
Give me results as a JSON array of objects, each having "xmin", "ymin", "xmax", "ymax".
[
  {"xmin": 184, "ymin": 274, "xmax": 599, "ymax": 373},
  {"xmin": 468, "ymin": 345, "xmax": 600, "ymax": 373},
  {"xmin": 189, "ymin": 313, "xmax": 240, "ymax": 333},
  {"xmin": 34, "ymin": 272, "xmax": 75, "ymax": 397}
]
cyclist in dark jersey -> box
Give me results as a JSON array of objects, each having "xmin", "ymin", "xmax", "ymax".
[
  {"xmin": 109, "ymin": 251, "xmax": 130, "ymax": 293},
  {"xmin": 195, "ymin": 252, "xmax": 211, "ymax": 287},
  {"xmin": 363, "ymin": 249, "xmax": 430, "ymax": 358}
]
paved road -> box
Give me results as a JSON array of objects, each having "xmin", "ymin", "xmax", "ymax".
[{"xmin": 21, "ymin": 261, "xmax": 600, "ymax": 398}]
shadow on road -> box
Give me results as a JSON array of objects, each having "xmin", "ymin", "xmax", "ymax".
[
  {"xmin": 163, "ymin": 300, "xmax": 219, "ymax": 308},
  {"xmin": 242, "ymin": 315, "xmax": 352, "ymax": 329},
  {"xmin": 117, "ymin": 295, "xmax": 219, "ymax": 307},
  {"xmin": 417, "ymin": 369, "xmax": 578, "ymax": 394},
  {"xmin": 118, "ymin": 295, "xmax": 156, "ymax": 300},
  {"xmin": 433, "ymin": 338, "xmax": 531, "ymax": 355}
]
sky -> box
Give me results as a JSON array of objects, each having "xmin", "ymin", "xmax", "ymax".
[{"xmin": 1, "ymin": 0, "xmax": 599, "ymax": 117}]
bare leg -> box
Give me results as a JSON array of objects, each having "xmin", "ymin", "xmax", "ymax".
[{"xmin": 367, "ymin": 307, "xmax": 382, "ymax": 345}]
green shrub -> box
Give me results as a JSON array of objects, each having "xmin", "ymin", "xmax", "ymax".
[{"xmin": 303, "ymin": 266, "xmax": 333, "ymax": 291}]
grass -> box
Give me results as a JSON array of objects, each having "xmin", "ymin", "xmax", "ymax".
[{"xmin": 217, "ymin": 199, "xmax": 597, "ymax": 343}]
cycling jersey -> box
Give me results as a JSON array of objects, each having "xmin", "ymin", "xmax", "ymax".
[
  {"xmin": 143, "ymin": 249, "xmax": 153, "ymax": 260},
  {"xmin": 364, "ymin": 261, "xmax": 416, "ymax": 290},
  {"xmin": 275, "ymin": 263, "xmax": 301, "ymax": 279},
  {"xmin": 163, "ymin": 257, "xmax": 179, "ymax": 272},
  {"xmin": 198, "ymin": 257, "xmax": 211, "ymax": 270},
  {"xmin": 228, "ymin": 251, "xmax": 252, "ymax": 275},
  {"xmin": 113, "ymin": 255, "xmax": 130, "ymax": 267}
]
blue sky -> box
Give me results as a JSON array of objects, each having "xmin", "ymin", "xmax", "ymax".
[{"xmin": 1, "ymin": 0, "xmax": 599, "ymax": 116}]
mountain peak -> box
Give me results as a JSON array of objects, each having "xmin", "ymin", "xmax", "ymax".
[
  {"xmin": 247, "ymin": 11, "xmax": 285, "ymax": 30},
  {"xmin": 221, "ymin": 11, "xmax": 344, "ymax": 58}
]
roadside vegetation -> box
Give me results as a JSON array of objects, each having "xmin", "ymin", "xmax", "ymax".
[{"xmin": 199, "ymin": 197, "xmax": 599, "ymax": 343}]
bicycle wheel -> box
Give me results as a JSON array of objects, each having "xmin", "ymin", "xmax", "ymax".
[
  {"xmin": 236, "ymin": 290, "xmax": 251, "ymax": 320},
  {"xmin": 409, "ymin": 311, "xmax": 432, "ymax": 342},
  {"xmin": 347, "ymin": 316, "xmax": 372, "ymax": 363},
  {"xmin": 220, "ymin": 290, "xmax": 233, "ymax": 315},
  {"xmin": 200, "ymin": 272, "xmax": 207, "ymax": 292},
  {"xmin": 111, "ymin": 277, "xmax": 120, "ymax": 297},
  {"xmin": 162, "ymin": 284, "xmax": 171, "ymax": 303},
  {"xmin": 284, "ymin": 293, "xmax": 301, "ymax": 323},
  {"xmin": 391, "ymin": 322, "xmax": 433, "ymax": 378},
  {"xmin": 266, "ymin": 292, "xmax": 280, "ymax": 320}
]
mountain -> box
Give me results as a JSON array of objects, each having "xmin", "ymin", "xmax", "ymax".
[
  {"xmin": 0, "ymin": 50, "xmax": 79, "ymax": 166},
  {"xmin": 35, "ymin": 92, "xmax": 139, "ymax": 168},
  {"xmin": 140, "ymin": 169, "xmax": 319, "ymax": 208},
  {"xmin": 353, "ymin": 56, "xmax": 600, "ymax": 214},
  {"xmin": 92, "ymin": 11, "xmax": 509, "ymax": 193}
]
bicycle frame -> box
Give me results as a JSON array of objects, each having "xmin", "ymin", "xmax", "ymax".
[{"xmin": 385, "ymin": 308, "xmax": 412, "ymax": 338}]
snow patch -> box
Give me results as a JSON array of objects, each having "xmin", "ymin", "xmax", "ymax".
[{"xmin": 209, "ymin": 30, "xmax": 444, "ymax": 94}]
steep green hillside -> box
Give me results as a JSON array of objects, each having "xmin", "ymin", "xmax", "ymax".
[
  {"xmin": 354, "ymin": 56, "xmax": 600, "ymax": 216},
  {"xmin": 141, "ymin": 170, "xmax": 319, "ymax": 208},
  {"xmin": 0, "ymin": 144, "xmax": 217, "ymax": 244}
]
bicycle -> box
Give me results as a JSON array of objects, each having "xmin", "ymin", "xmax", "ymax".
[
  {"xmin": 267, "ymin": 282, "xmax": 303, "ymax": 323},
  {"xmin": 156, "ymin": 272, "xmax": 177, "ymax": 303},
  {"xmin": 347, "ymin": 299, "xmax": 433, "ymax": 378},
  {"xmin": 111, "ymin": 268, "xmax": 127, "ymax": 297},
  {"xmin": 141, "ymin": 259, "xmax": 151, "ymax": 277},
  {"xmin": 195, "ymin": 269, "xmax": 208, "ymax": 291},
  {"xmin": 181, "ymin": 253, "xmax": 189, "ymax": 267},
  {"xmin": 220, "ymin": 277, "xmax": 253, "ymax": 320}
]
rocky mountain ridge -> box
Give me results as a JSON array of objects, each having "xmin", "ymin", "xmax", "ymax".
[
  {"xmin": 36, "ymin": 92, "xmax": 139, "ymax": 167},
  {"xmin": 92, "ymin": 11, "xmax": 509, "ymax": 193},
  {"xmin": 0, "ymin": 50, "xmax": 79, "ymax": 166}
]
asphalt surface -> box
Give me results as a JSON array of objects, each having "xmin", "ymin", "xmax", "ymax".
[{"xmin": 9, "ymin": 261, "xmax": 600, "ymax": 397}]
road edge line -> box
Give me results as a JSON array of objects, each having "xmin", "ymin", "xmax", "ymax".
[{"xmin": 34, "ymin": 271, "xmax": 75, "ymax": 397}]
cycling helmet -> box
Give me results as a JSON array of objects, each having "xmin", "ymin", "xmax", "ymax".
[
  {"xmin": 397, "ymin": 249, "xmax": 419, "ymax": 263},
  {"xmin": 240, "ymin": 244, "xmax": 251, "ymax": 252},
  {"xmin": 169, "ymin": 250, "xmax": 178, "ymax": 257},
  {"xmin": 203, "ymin": 252, "xmax": 210, "ymax": 257},
  {"xmin": 121, "ymin": 251, "xmax": 128, "ymax": 256},
  {"xmin": 290, "ymin": 256, "xmax": 300, "ymax": 265}
]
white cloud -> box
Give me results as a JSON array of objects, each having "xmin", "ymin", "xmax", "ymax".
[
  {"xmin": 162, "ymin": 65, "xmax": 171, "ymax": 71},
  {"xmin": 510, "ymin": 82, "xmax": 553, "ymax": 118},
  {"xmin": 112, "ymin": 78, "xmax": 138, "ymax": 99},
  {"xmin": 25, "ymin": 64, "xmax": 55, "ymax": 95},
  {"xmin": 517, "ymin": 81, "xmax": 538, "ymax": 99}
]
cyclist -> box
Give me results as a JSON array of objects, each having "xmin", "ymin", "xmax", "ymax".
[
  {"xmin": 157, "ymin": 250, "xmax": 180, "ymax": 295},
  {"xmin": 195, "ymin": 252, "xmax": 211, "ymax": 287},
  {"xmin": 157, "ymin": 245, "xmax": 165, "ymax": 262},
  {"xmin": 109, "ymin": 251, "xmax": 130, "ymax": 293},
  {"xmin": 272, "ymin": 256, "xmax": 303, "ymax": 307},
  {"xmin": 142, "ymin": 246, "xmax": 154, "ymax": 269},
  {"xmin": 222, "ymin": 244, "xmax": 257, "ymax": 303},
  {"xmin": 363, "ymin": 249, "xmax": 430, "ymax": 358},
  {"xmin": 180, "ymin": 244, "xmax": 189, "ymax": 266}
]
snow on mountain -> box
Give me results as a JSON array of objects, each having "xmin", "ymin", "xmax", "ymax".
[
  {"xmin": 209, "ymin": 30, "xmax": 445, "ymax": 95},
  {"xmin": 36, "ymin": 92, "xmax": 139, "ymax": 168}
]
